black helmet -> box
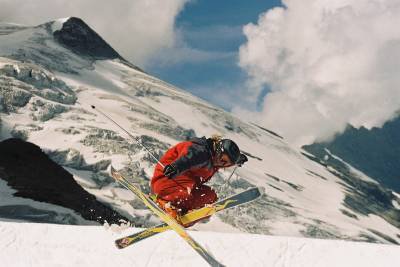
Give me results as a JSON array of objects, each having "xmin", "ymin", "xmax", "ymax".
[{"xmin": 216, "ymin": 139, "xmax": 241, "ymax": 164}]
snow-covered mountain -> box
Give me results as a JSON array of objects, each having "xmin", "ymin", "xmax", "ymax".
[{"xmin": 1, "ymin": 16, "xmax": 400, "ymax": 252}]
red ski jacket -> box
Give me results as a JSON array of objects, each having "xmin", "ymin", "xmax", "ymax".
[{"xmin": 151, "ymin": 137, "xmax": 219, "ymax": 187}]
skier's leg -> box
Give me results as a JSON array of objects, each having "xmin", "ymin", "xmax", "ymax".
[
  {"xmin": 151, "ymin": 174, "xmax": 197, "ymax": 219},
  {"xmin": 174, "ymin": 185, "xmax": 217, "ymax": 227},
  {"xmin": 179, "ymin": 184, "xmax": 218, "ymax": 211},
  {"xmin": 151, "ymin": 174, "xmax": 195, "ymax": 202},
  {"xmin": 151, "ymin": 177, "xmax": 216, "ymax": 224}
]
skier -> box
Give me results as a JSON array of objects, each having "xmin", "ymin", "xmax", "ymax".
[{"xmin": 151, "ymin": 135, "xmax": 248, "ymax": 226}]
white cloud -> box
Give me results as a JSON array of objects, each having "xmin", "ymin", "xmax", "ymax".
[
  {"xmin": 238, "ymin": 0, "xmax": 400, "ymax": 146},
  {"xmin": 189, "ymin": 81, "xmax": 254, "ymax": 111},
  {"xmin": 0, "ymin": 0, "xmax": 189, "ymax": 67}
]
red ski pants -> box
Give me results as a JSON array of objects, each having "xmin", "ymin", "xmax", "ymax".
[{"xmin": 151, "ymin": 175, "xmax": 217, "ymax": 214}]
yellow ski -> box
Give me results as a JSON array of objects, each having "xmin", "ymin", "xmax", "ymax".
[
  {"xmin": 110, "ymin": 166, "xmax": 224, "ymax": 267},
  {"xmin": 116, "ymin": 187, "xmax": 261, "ymax": 249}
]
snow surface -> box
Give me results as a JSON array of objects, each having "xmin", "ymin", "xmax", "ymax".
[
  {"xmin": 0, "ymin": 221, "xmax": 399, "ymax": 267},
  {"xmin": 51, "ymin": 18, "xmax": 70, "ymax": 33},
  {"xmin": 323, "ymin": 149, "xmax": 378, "ymax": 184}
]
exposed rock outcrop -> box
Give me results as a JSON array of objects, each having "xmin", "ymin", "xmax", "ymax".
[{"xmin": 0, "ymin": 138, "xmax": 128, "ymax": 225}]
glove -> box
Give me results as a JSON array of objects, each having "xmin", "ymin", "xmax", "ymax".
[
  {"xmin": 236, "ymin": 153, "xmax": 248, "ymax": 167},
  {"xmin": 163, "ymin": 164, "xmax": 178, "ymax": 179}
]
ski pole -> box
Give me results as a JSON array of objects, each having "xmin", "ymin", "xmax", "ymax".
[
  {"xmin": 220, "ymin": 166, "xmax": 238, "ymax": 190},
  {"xmin": 90, "ymin": 105, "xmax": 165, "ymax": 168}
]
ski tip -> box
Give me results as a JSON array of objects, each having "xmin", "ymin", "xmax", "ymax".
[
  {"xmin": 248, "ymin": 187, "xmax": 263, "ymax": 196},
  {"xmin": 255, "ymin": 186, "xmax": 264, "ymax": 195},
  {"xmin": 243, "ymin": 187, "xmax": 263, "ymax": 199},
  {"xmin": 114, "ymin": 240, "xmax": 125, "ymax": 249}
]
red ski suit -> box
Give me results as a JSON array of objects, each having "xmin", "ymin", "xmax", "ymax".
[{"xmin": 151, "ymin": 137, "xmax": 219, "ymax": 213}]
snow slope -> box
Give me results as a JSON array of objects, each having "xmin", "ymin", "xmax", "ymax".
[
  {"xmin": 0, "ymin": 221, "xmax": 399, "ymax": 267},
  {"xmin": 1, "ymin": 17, "xmax": 400, "ymax": 250}
]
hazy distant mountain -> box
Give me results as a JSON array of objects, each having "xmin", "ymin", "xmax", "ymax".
[
  {"xmin": 1, "ymin": 17, "xmax": 400, "ymax": 245},
  {"xmin": 304, "ymin": 115, "xmax": 400, "ymax": 193}
]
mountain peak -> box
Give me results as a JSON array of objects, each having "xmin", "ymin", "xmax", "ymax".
[{"xmin": 53, "ymin": 17, "xmax": 123, "ymax": 60}]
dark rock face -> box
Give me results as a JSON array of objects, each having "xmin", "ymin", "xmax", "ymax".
[
  {"xmin": 0, "ymin": 138, "xmax": 128, "ymax": 225},
  {"xmin": 53, "ymin": 17, "xmax": 123, "ymax": 60}
]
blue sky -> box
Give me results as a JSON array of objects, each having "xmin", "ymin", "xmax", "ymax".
[{"xmin": 147, "ymin": 0, "xmax": 281, "ymax": 111}]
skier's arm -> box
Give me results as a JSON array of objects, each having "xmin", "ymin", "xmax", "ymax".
[{"xmin": 165, "ymin": 145, "xmax": 209, "ymax": 178}]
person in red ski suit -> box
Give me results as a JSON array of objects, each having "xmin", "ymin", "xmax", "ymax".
[{"xmin": 151, "ymin": 136, "xmax": 248, "ymax": 226}]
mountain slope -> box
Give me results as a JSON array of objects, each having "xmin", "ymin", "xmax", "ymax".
[{"xmin": 1, "ymin": 17, "xmax": 400, "ymax": 246}]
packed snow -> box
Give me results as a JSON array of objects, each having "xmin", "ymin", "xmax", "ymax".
[{"xmin": 0, "ymin": 221, "xmax": 399, "ymax": 267}]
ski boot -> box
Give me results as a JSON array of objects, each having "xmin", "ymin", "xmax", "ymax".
[{"xmin": 155, "ymin": 197, "xmax": 181, "ymax": 222}]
